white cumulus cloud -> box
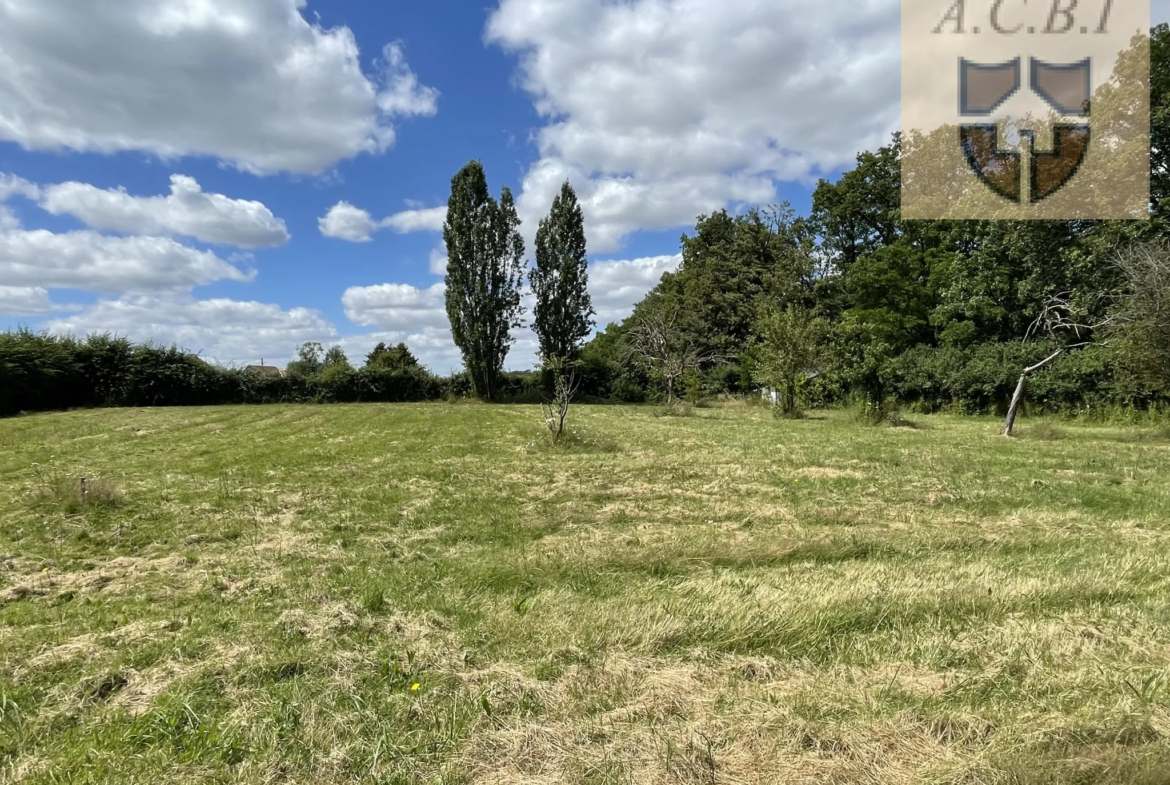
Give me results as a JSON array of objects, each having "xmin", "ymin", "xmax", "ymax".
[
  {"xmin": 0, "ymin": 286, "xmax": 71, "ymax": 317},
  {"xmin": 319, "ymin": 201, "xmax": 446, "ymax": 242},
  {"xmin": 0, "ymin": 174, "xmax": 40, "ymax": 203},
  {"xmin": 0, "ymin": 230, "xmax": 253, "ymax": 294},
  {"xmin": 589, "ymin": 254, "xmax": 682, "ymax": 326},
  {"xmin": 342, "ymin": 282, "xmax": 448, "ymax": 333},
  {"xmin": 382, "ymin": 206, "xmax": 447, "ymax": 233},
  {"xmin": 486, "ymin": 0, "xmax": 901, "ymax": 251},
  {"xmin": 0, "ymin": 1, "xmax": 439, "ymax": 174},
  {"xmin": 44, "ymin": 294, "xmax": 338, "ymax": 366},
  {"xmin": 318, "ymin": 201, "xmax": 380, "ymax": 243},
  {"xmin": 39, "ymin": 175, "xmax": 289, "ymax": 247}
]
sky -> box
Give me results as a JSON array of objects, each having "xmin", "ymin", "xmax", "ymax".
[{"xmin": 0, "ymin": 0, "xmax": 1166, "ymax": 373}]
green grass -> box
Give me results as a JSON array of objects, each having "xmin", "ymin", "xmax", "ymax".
[{"xmin": 1, "ymin": 401, "xmax": 1170, "ymax": 783}]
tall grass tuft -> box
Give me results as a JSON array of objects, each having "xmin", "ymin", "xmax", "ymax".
[{"xmin": 29, "ymin": 467, "xmax": 122, "ymax": 514}]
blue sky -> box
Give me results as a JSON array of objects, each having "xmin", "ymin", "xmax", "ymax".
[{"xmin": 0, "ymin": 0, "xmax": 1162, "ymax": 371}]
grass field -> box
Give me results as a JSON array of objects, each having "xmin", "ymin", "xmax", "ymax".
[{"xmin": 2, "ymin": 402, "xmax": 1170, "ymax": 784}]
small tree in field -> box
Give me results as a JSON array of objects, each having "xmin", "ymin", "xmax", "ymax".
[
  {"xmin": 626, "ymin": 304, "xmax": 716, "ymax": 407},
  {"xmin": 443, "ymin": 161, "xmax": 526, "ymax": 401},
  {"xmin": 755, "ymin": 303, "xmax": 827, "ymax": 416},
  {"xmin": 539, "ymin": 354, "xmax": 580, "ymax": 442}
]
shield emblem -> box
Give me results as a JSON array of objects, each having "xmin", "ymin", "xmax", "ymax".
[
  {"xmin": 959, "ymin": 58, "xmax": 1021, "ymax": 116},
  {"xmin": 960, "ymin": 124, "xmax": 1022, "ymax": 202},
  {"xmin": 1030, "ymin": 58, "xmax": 1092, "ymax": 116},
  {"xmin": 1031, "ymin": 125, "xmax": 1090, "ymax": 201}
]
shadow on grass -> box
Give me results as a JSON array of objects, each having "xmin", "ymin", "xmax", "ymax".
[
  {"xmin": 1113, "ymin": 427, "xmax": 1170, "ymax": 444},
  {"xmin": 523, "ymin": 427, "xmax": 620, "ymax": 454},
  {"xmin": 957, "ymin": 724, "xmax": 1170, "ymax": 784}
]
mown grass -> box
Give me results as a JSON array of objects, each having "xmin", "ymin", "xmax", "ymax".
[{"xmin": 1, "ymin": 402, "xmax": 1169, "ymax": 784}]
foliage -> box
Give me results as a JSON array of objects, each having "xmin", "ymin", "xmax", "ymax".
[
  {"xmin": 366, "ymin": 342, "xmax": 421, "ymax": 372},
  {"xmin": 443, "ymin": 160, "xmax": 526, "ymax": 401},
  {"xmin": 531, "ymin": 180, "xmax": 595, "ymax": 364},
  {"xmin": 0, "ymin": 331, "xmax": 449, "ymax": 416},
  {"xmin": 754, "ymin": 303, "xmax": 828, "ymax": 415}
]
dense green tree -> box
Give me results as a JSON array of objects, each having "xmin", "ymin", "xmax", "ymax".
[
  {"xmin": 531, "ymin": 180, "xmax": 595, "ymax": 364},
  {"xmin": 614, "ymin": 205, "xmax": 814, "ymax": 365},
  {"xmin": 1152, "ymin": 24, "xmax": 1170, "ymax": 224},
  {"xmin": 811, "ymin": 139, "xmax": 902, "ymax": 272},
  {"xmin": 323, "ymin": 346, "xmax": 350, "ymax": 369},
  {"xmin": 286, "ymin": 342, "xmax": 324, "ymax": 378},
  {"xmin": 755, "ymin": 303, "xmax": 827, "ymax": 415},
  {"xmin": 442, "ymin": 161, "xmax": 526, "ymax": 400},
  {"xmin": 366, "ymin": 342, "xmax": 421, "ymax": 372}
]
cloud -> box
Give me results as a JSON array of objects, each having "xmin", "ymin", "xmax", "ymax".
[
  {"xmin": 486, "ymin": 0, "xmax": 900, "ymax": 250},
  {"xmin": 382, "ymin": 206, "xmax": 447, "ymax": 233},
  {"xmin": 0, "ymin": 174, "xmax": 40, "ymax": 202},
  {"xmin": 0, "ymin": 2, "xmax": 438, "ymax": 175},
  {"xmin": 428, "ymin": 246, "xmax": 448, "ymax": 275},
  {"xmin": 0, "ymin": 286, "xmax": 71, "ymax": 317},
  {"xmin": 44, "ymin": 294, "xmax": 338, "ymax": 366},
  {"xmin": 588, "ymin": 254, "xmax": 682, "ymax": 325},
  {"xmin": 0, "ymin": 229, "xmax": 253, "ymax": 293},
  {"xmin": 39, "ymin": 175, "xmax": 289, "ymax": 247},
  {"xmin": 375, "ymin": 42, "xmax": 440, "ymax": 116},
  {"xmin": 318, "ymin": 201, "xmax": 379, "ymax": 243},
  {"xmin": 340, "ymin": 252, "xmax": 677, "ymax": 371},
  {"xmin": 342, "ymin": 282, "xmax": 448, "ymax": 333},
  {"xmin": 515, "ymin": 159, "xmax": 774, "ymax": 254},
  {"xmin": 319, "ymin": 201, "xmax": 446, "ymax": 241}
]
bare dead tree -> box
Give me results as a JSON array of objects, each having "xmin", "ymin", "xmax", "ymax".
[
  {"xmin": 1112, "ymin": 240, "xmax": 1170, "ymax": 389},
  {"xmin": 540, "ymin": 354, "xmax": 580, "ymax": 442},
  {"xmin": 1002, "ymin": 293, "xmax": 1108, "ymax": 436},
  {"xmin": 625, "ymin": 308, "xmax": 718, "ymax": 407}
]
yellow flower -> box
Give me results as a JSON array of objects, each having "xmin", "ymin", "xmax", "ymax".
[{"xmin": 411, "ymin": 683, "xmax": 420, "ymax": 691}]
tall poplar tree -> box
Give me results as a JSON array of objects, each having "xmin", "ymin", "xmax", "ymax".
[
  {"xmin": 443, "ymin": 161, "xmax": 525, "ymax": 400},
  {"xmin": 531, "ymin": 180, "xmax": 595, "ymax": 363}
]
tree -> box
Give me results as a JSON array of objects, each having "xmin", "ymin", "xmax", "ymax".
[
  {"xmin": 323, "ymin": 346, "xmax": 351, "ymax": 369},
  {"xmin": 366, "ymin": 342, "xmax": 421, "ymax": 372},
  {"xmin": 1002, "ymin": 294, "xmax": 1107, "ymax": 436},
  {"xmin": 626, "ymin": 300, "xmax": 718, "ymax": 407},
  {"xmin": 1112, "ymin": 239, "xmax": 1170, "ymax": 392},
  {"xmin": 443, "ymin": 161, "xmax": 526, "ymax": 400},
  {"xmin": 532, "ymin": 180, "xmax": 595, "ymax": 364},
  {"xmin": 755, "ymin": 303, "xmax": 827, "ymax": 416},
  {"xmin": 539, "ymin": 354, "xmax": 581, "ymax": 442},
  {"xmin": 286, "ymin": 342, "xmax": 324, "ymax": 378}
]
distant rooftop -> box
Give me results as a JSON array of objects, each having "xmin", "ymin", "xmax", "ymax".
[{"xmin": 245, "ymin": 364, "xmax": 285, "ymax": 378}]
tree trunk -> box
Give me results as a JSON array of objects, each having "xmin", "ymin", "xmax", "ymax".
[
  {"xmin": 1001, "ymin": 348, "xmax": 1067, "ymax": 436},
  {"xmin": 1001, "ymin": 373, "xmax": 1028, "ymax": 437}
]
